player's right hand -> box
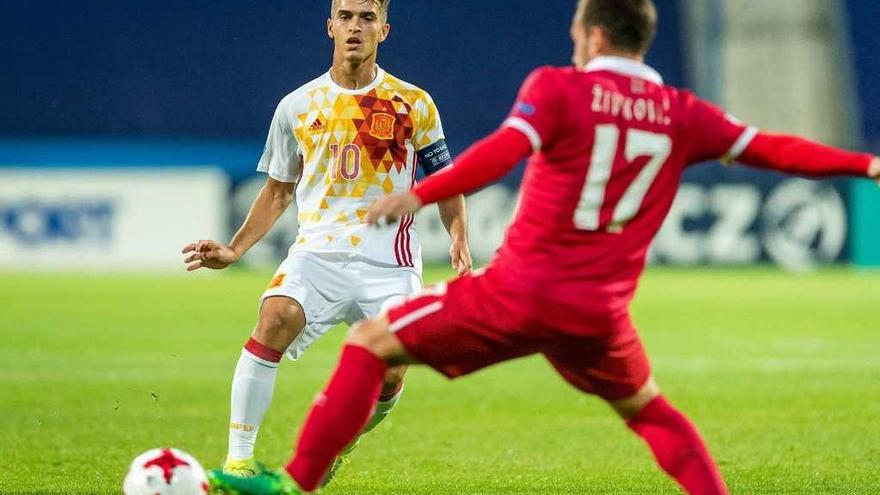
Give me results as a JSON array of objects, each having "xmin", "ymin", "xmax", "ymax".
[
  {"xmin": 365, "ymin": 192, "xmax": 423, "ymax": 227},
  {"xmin": 181, "ymin": 240, "xmax": 239, "ymax": 271}
]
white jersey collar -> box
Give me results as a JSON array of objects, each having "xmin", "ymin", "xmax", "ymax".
[
  {"xmin": 326, "ymin": 65, "xmax": 386, "ymax": 94},
  {"xmin": 584, "ymin": 56, "xmax": 663, "ymax": 85}
]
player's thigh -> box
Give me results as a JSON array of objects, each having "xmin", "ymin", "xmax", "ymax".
[
  {"xmin": 385, "ymin": 272, "xmax": 540, "ymax": 379},
  {"xmin": 257, "ymin": 253, "xmax": 349, "ymax": 359},
  {"xmin": 544, "ymin": 327, "xmax": 652, "ymax": 403}
]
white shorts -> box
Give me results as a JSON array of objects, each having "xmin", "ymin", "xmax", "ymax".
[{"xmin": 260, "ymin": 251, "xmax": 422, "ymax": 360}]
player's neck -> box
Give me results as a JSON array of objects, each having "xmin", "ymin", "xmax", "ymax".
[
  {"xmin": 592, "ymin": 50, "xmax": 644, "ymax": 64},
  {"xmin": 330, "ymin": 58, "xmax": 379, "ymax": 90}
]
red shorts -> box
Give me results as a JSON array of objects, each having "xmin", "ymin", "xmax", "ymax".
[{"xmin": 386, "ymin": 267, "xmax": 651, "ymax": 400}]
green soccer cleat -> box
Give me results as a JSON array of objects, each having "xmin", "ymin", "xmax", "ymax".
[
  {"xmin": 222, "ymin": 457, "xmax": 260, "ymax": 478},
  {"xmin": 208, "ymin": 466, "xmax": 305, "ymax": 495},
  {"xmin": 320, "ymin": 454, "xmax": 349, "ymax": 488},
  {"xmin": 320, "ymin": 438, "xmax": 360, "ymax": 488}
]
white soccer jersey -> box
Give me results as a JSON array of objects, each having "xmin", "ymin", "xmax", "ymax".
[{"xmin": 258, "ymin": 67, "xmax": 452, "ymax": 271}]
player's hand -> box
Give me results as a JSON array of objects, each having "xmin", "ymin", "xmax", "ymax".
[
  {"xmin": 181, "ymin": 240, "xmax": 239, "ymax": 271},
  {"xmin": 870, "ymin": 157, "xmax": 880, "ymax": 186},
  {"xmin": 366, "ymin": 192, "xmax": 423, "ymax": 227},
  {"xmin": 449, "ymin": 237, "xmax": 473, "ymax": 275}
]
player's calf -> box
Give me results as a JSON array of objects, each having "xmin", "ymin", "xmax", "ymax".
[
  {"xmin": 361, "ymin": 364, "xmax": 407, "ymax": 435},
  {"xmin": 284, "ymin": 320, "xmax": 418, "ymax": 490},
  {"xmin": 322, "ymin": 364, "xmax": 410, "ymax": 487},
  {"xmin": 319, "ymin": 336, "xmax": 411, "ymax": 488},
  {"xmin": 287, "ymin": 343, "xmax": 388, "ymax": 491},
  {"xmin": 616, "ymin": 377, "xmax": 728, "ymax": 495}
]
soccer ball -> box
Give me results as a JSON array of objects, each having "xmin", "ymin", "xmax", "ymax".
[{"xmin": 122, "ymin": 448, "xmax": 209, "ymax": 495}]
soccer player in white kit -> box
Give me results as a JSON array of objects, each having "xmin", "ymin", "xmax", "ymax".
[{"xmin": 181, "ymin": 0, "xmax": 470, "ymax": 483}]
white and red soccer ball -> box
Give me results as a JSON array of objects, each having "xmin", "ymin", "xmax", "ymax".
[{"xmin": 123, "ymin": 448, "xmax": 209, "ymax": 495}]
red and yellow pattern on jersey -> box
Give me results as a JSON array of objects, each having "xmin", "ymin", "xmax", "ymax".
[{"xmin": 257, "ymin": 67, "xmax": 449, "ymax": 270}]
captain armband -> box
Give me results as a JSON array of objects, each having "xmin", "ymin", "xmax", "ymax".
[{"xmin": 418, "ymin": 139, "xmax": 453, "ymax": 175}]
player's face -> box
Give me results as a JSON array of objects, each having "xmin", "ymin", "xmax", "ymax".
[{"xmin": 328, "ymin": 0, "xmax": 390, "ymax": 64}]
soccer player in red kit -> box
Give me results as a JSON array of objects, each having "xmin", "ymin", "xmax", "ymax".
[{"xmin": 208, "ymin": 0, "xmax": 880, "ymax": 493}]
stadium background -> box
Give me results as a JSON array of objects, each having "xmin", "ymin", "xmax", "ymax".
[
  {"xmin": 2, "ymin": 0, "xmax": 878, "ymax": 270},
  {"xmin": 2, "ymin": 1, "xmax": 880, "ymax": 494}
]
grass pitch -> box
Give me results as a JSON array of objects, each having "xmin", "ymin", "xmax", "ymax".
[{"xmin": 1, "ymin": 267, "xmax": 878, "ymax": 494}]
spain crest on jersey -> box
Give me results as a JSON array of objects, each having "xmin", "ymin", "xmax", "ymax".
[{"xmin": 369, "ymin": 112, "xmax": 395, "ymax": 140}]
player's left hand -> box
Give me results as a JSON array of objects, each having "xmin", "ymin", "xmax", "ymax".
[
  {"xmin": 449, "ymin": 237, "xmax": 473, "ymax": 275},
  {"xmin": 366, "ymin": 192, "xmax": 423, "ymax": 226},
  {"xmin": 870, "ymin": 156, "xmax": 880, "ymax": 186}
]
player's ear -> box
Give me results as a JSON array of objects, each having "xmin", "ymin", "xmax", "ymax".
[
  {"xmin": 327, "ymin": 18, "xmax": 334, "ymax": 40},
  {"xmin": 378, "ymin": 23, "xmax": 390, "ymax": 43},
  {"xmin": 588, "ymin": 25, "xmax": 607, "ymax": 56}
]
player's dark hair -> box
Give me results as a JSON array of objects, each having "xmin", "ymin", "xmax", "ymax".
[
  {"xmin": 578, "ymin": 0, "xmax": 657, "ymax": 55},
  {"xmin": 331, "ymin": 0, "xmax": 391, "ymax": 21}
]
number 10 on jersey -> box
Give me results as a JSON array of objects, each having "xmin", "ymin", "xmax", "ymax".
[
  {"xmin": 574, "ymin": 125, "xmax": 672, "ymax": 232},
  {"xmin": 329, "ymin": 143, "xmax": 361, "ymax": 180}
]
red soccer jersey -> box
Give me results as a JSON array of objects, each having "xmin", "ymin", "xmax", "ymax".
[
  {"xmin": 492, "ymin": 57, "xmax": 757, "ymax": 315},
  {"xmin": 412, "ymin": 56, "xmax": 872, "ymax": 321}
]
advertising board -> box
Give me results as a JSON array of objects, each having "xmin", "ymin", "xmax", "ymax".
[{"xmin": 0, "ymin": 169, "xmax": 228, "ymax": 271}]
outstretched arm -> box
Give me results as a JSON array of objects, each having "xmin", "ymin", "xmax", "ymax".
[
  {"xmin": 366, "ymin": 127, "xmax": 533, "ymax": 225},
  {"xmin": 737, "ymin": 132, "xmax": 878, "ymax": 179},
  {"xmin": 182, "ymin": 177, "xmax": 294, "ymax": 271},
  {"xmin": 684, "ymin": 94, "xmax": 880, "ymax": 182}
]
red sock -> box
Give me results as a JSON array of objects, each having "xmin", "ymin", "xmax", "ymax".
[
  {"xmin": 627, "ymin": 396, "xmax": 728, "ymax": 495},
  {"xmin": 378, "ymin": 380, "xmax": 404, "ymax": 402},
  {"xmin": 286, "ymin": 344, "xmax": 386, "ymax": 491}
]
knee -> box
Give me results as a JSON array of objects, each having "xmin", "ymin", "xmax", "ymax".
[
  {"xmin": 346, "ymin": 318, "xmax": 399, "ymax": 361},
  {"xmin": 254, "ymin": 300, "xmax": 305, "ymax": 344},
  {"xmin": 609, "ymin": 376, "xmax": 661, "ymax": 420},
  {"xmin": 382, "ymin": 365, "xmax": 407, "ymax": 387}
]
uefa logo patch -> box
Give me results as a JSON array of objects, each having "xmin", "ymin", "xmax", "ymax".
[{"xmin": 515, "ymin": 102, "xmax": 536, "ymax": 116}]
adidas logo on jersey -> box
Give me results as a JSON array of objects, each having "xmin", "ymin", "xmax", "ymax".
[{"xmin": 309, "ymin": 118, "xmax": 325, "ymax": 133}]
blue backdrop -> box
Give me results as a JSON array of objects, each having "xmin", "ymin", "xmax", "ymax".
[
  {"xmin": 1, "ymin": 0, "xmax": 684, "ymax": 150},
  {"xmin": 2, "ymin": 1, "xmax": 873, "ymax": 268},
  {"xmin": 844, "ymin": 0, "xmax": 880, "ymax": 265},
  {"xmin": 845, "ymin": 0, "xmax": 880, "ymax": 152}
]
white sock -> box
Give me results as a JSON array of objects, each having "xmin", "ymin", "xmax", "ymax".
[
  {"xmin": 363, "ymin": 385, "xmax": 404, "ymax": 434},
  {"xmin": 227, "ymin": 347, "xmax": 280, "ymax": 461}
]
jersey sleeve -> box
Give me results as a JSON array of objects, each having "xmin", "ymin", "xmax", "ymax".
[
  {"xmin": 256, "ymin": 99, "xmax": 303, "ymax": 183},
  {"xmin": 413, "ymin": 93, "xmax": 453, "ymax": 176},
  {"xmin": 501, "ymin": 67, "xmax": 564, "ymax": 153},
  {"xmin": 738, "ymin": 132, "xmax": 873, "ymax": 177},
  {"xmin": 412, "ymin": 126, "xmax": 533, "ymax": 205},
  {"xmin": 682, "ymin": 92, "xmax": 757, "ymax": 165}
]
